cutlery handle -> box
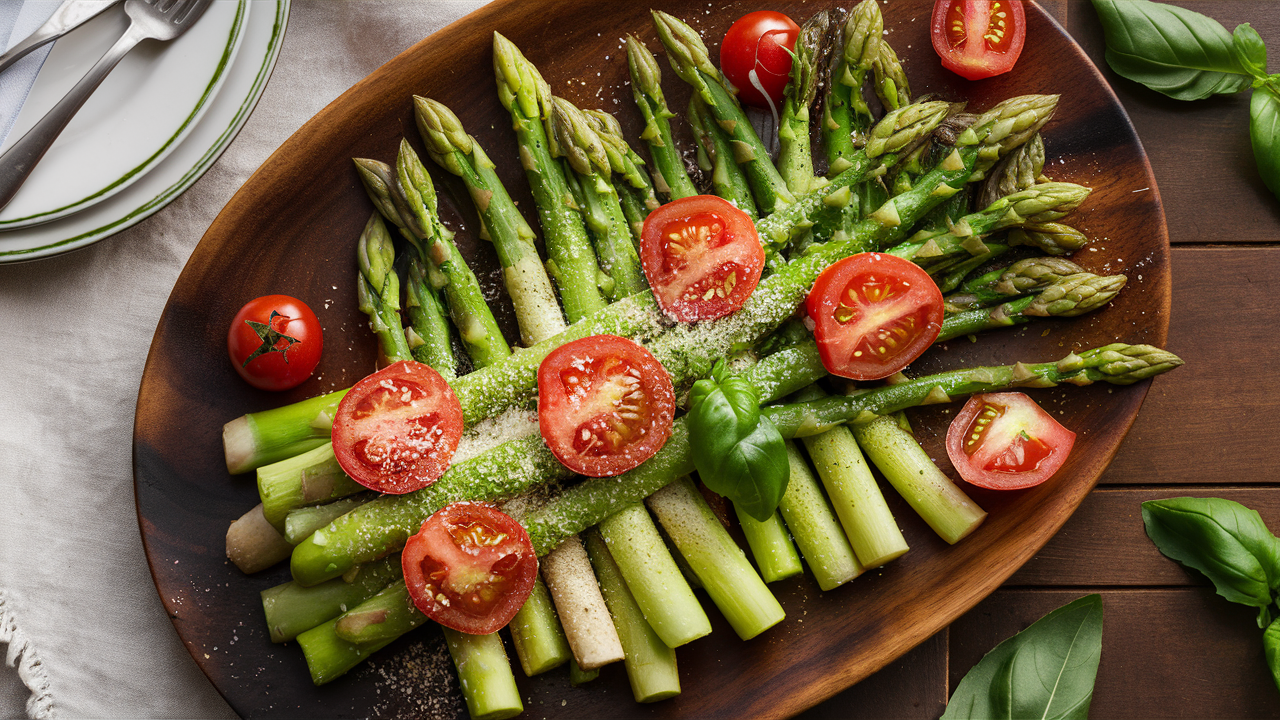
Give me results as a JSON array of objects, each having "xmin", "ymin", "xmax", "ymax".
[
  {"xmin": 0, "ymin": 23, "xmax": 143, "ymax": 212},
  {"xmin": 0, "ymin": 29, "xmax": 61, "ymax": 75}
]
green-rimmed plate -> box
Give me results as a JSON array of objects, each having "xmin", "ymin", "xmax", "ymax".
[{"xmin": 0, "ymin": 0, "xmax": 288, "ymax": 261}]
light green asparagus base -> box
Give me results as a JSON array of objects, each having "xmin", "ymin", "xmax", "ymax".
[
  {"xmin": 508, "ymin": 577, "xmax": 572, "ymax": 676},
  {"xmin": 647, "ymin": 477, "xmax": 785, "ymax": 641},
  {"xmin": 443, "ymin": 628, "xmax": 523, "ymax": 720},
  {"xmin": 778, "ymin": 442, "xmax": 863, "ymax": 591},
  {"xmin": 734, "ymin": 505, "xmax": 803, "ymax": 584},
  {"xmin": 261, "ymin": 555, "xmax": 401, "ymax": 643}
]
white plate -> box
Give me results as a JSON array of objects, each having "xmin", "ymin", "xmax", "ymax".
[
  {"xmin": 0, "ymin": 0, "xmax": 286, "ymax": 260},
  {"xmin": 0, "ymin": 0, "xmax": 248, "ymax": 230}
]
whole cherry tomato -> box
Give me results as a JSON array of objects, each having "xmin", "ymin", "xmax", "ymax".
[
  {"xmin": 227, "ymin": 295, "xmax": 322, "ymax": 391},
  {"xmin": 720, "ymin": 11, "xmax": 800, "ymax": 109}
]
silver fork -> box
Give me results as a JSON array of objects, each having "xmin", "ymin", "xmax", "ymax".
[{"xmin": 0, "ymin": 0, "xmax": 214, "ymax": 213}]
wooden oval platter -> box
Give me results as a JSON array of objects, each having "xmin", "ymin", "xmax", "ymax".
[{"xmin": 133, "ymin": 0, "xmax": 1171, "ymax": 717}]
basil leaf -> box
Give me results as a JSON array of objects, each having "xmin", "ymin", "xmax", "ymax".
[
  {"xmin": 688, "ymin": 362, "xmax": 789, "ymax": 522},
  {"xmin": 942, "ymin": 595, "xmax": 1103, "ymax": 720},
  {"xmin": 1092, "ymin": 0, "xmax": 1253, "ymax": 100},
  {"xmin": 1142, "ymin": 497, "xmax": 1280, "ymax": 622},
  {"xmin": 1233, "ymin": 23, "xmax": 1269, "ymax": 79},
  {"xmin": 1251, "ymin": 87, "xmax": 1280, "ymax": 202},
  {"xmin": 1265, "ymin": 618, "xmax": 1280, "ymax": 695}
]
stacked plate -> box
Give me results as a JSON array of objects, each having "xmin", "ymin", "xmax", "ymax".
[{"xmin": 0, "ymin": 0, "xmax": 288, "ymax": 262}]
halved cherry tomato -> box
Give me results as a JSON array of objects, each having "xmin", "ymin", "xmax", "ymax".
[
  {"xmin": 640, "ymin": 195, "xmax": 764, "ymax": 323},
  {"xmin": 332, "ymin": 360, "xmax": 463, "ymax": 494},
  {"xmin": 538, "ymin": 335, "xmax": 674, "ymax": 477},
  {"xmin": 805, "ymin": 253, "xmax": 944, "ymax": 380},
  {"xmin": 227, "ymin": 295, "xmax": 322, "ymax": 391},
  {"xmin": 931, "ymin": 0, "xmax": 1026, "ymax": 81},
  {"xmin": 402, "ymin": 502, "xmax": 538, "ymax": 635},
  {"xmin": 946, "ymin": 392, "xmax": 1076, "ymax": 490},
  {"xmin": 720, "ymin": 11, "xmax": 800, "ymax": 109}
]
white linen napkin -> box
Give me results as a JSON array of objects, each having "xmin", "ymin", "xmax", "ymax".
[{"xmin": 0, "ymin": 0, "xmax": 62, "ymax": 147}]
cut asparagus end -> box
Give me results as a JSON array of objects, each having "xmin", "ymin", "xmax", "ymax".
[
  {"xmin": 226, "ymin": 503, "xmax": 293, "ymax": 574},
  {"xmin": 508, "ymin": 577, "xmax": 572, "ymax": 676},
  {"xmin": 778, "ymin": 442, "xmax": 863, "ymax": 591},
  {"xmin": 734, "ymin": 505, "xmax": 804, "ymax": 583},
  {"xmin": 443, "ymin": 628, "xmax": 524, "ymax": 720}
]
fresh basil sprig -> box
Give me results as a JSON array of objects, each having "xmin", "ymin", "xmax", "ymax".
[
  {"xmin": 687, "ymin": 361, "xmax": 789, "ymax": 522},
  {"xmin": 1142, "ymin": 497, "xmax": 1280, "ymax": 627},
  {"xmin": 942, "ymin": 595, "xmax": 1104, "ymax": 720},
  {"xmin": 1142, "ymin": 497, "xmax": 1280, "ymax": 693},
  {"xmin": 1092, "ymin": 0, "xmax": 1280, "ymax": 201}
]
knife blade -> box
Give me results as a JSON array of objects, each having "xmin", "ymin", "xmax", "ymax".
[{"xmin": 0, "ymin": 0, "xmax": 123, "ymax": 75}]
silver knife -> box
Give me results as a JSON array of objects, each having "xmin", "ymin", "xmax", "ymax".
[{"xmin": 0, "ymin": 0, "xmax": 123, "ymax": 75}]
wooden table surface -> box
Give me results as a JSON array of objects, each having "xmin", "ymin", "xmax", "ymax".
[{"xmin": 799, "ymin": 1, "xmax": 1280, "ymax": 717}]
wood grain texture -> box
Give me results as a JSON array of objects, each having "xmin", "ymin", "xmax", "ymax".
[
  {"xmin": 131, "ymin": 1, "xmax": 1169, "ymax": 718},
  {"xmin": 1067, "ymin": 0, "xmax": 1280, "ymax": 243},
  {"xmin": 1101, "ymin": 247, "xmax": 1280, "ymax": 486},
  {"xmin": 950, "ymin": 589, "xmax": 1280, "ymax": 719},
  {"xmin": 1011, "ymin": 487, "xmax": 1280, "ymax": 586}
]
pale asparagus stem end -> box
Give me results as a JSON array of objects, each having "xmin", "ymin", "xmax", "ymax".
[{"xmin": 227, "ymin": 504, "xmax": 292, "ymax": 574}]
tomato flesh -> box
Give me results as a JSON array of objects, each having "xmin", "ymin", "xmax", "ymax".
[
  {"xmin": 720, "ymin": 11, "xmax": 800, "ymax": 109},
  {"xmin": 538, "ymin": 335, "xmax": 675, "ymax": 477},
  {"xmin": 640, "ymin": 195, "xmax": 764, "ymax": 322},
  {"xmin": 806, "ymin": 253, "xmax": 944, "ymax": 380},
  {"xmin": 227, "ymin": 295, "xmax": 323, "ymax": 391},
  {"xmin": 402, "ymin": 502, "xmax": 538, "ymax": 635},
  {"xmin": 946, "ymin": 392, "xmax": 1076, "ymax": 490},
  {"xmin": 931, "ymin": 0, "xmax": 1026, "ymax": 81},
  {"xmin": 332, "ymin": 360, "xmax": 464, "ymax": 494}
]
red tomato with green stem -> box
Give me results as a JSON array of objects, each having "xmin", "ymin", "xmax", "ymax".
[
  {"xmin": 402, "ymin": 502, "xmax": 538, "ymax": 635},
  {"xmin": 640, "ymin": 195, "xmax": 764, "ymax": 323},
  {"xmin": 946, "ymin": 392, "xmax": 1076, "ymax": 490},
  {"xmin": 805, "ymin": 253, "xmax": 944, "ymax": 381},
  {"xmin": 720, "ymin": 10, "xmax": 800, "ymax": 110},
  {"xmin": 931, "ymin": 0, "xmax": 1026, "ymax": 81},
  {"xmin": 227, "ymin": 294, "xmax": 323, "ymax": 391},
  {"xmin": 538, "ymin": 334, "xmax": 675, "ymax": 478},
  {"xmin": 332, "ymin": 360, "xmax": 464, "ymax": 494}
]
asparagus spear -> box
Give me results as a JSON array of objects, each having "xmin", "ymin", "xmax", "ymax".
[
  {"xmin": 651, "ymin": 10, "xmax": 797, "ymax": 215},
  {"xmin": 547, "ymin": 97, "xmax": 648, "ymax": 300},
  {"xmin": 493, "ymin": 32, "xmax": 608, "ymax": 322},
  {"xmin": 1007, "ymin": 221, "xmax": 1089, "ymax": 255},
  {"xmin": 355, "ymin": 212, "xmax": 414, "ymax": 363},
  {"xmin": 978, "ymin": 132, "xmax": 1046, "ymax": 209},
  {"xmin": 945, "ymin": 256, "xmax": 1087, "ymax": 310},
  {"xmin": 413, "ymin": 96, "xmax": 568, "ymax": 346},
  {"xmin": 937, "ymin": 271, "xmax": 1129, "ymax": 341},
  {"xmin": 354, "ymin": 149, "xmax": 511, "ymax": 368},
  {"xmin": 735, "ymin": 507, "xmax": 803, "ymax": 583},
  {"xmin": 824, "ymin": 0, "xmax": 881, "ymax": 173},
  {"xmin": 871, "ymin": 39, "xmax": 911, "ymax": 113},
  {"xmin": 261, "ymin": 555, "xmax": 402, "ymax": 643},
  {"xmin": 776, "ymin": 10, "xmax": 830, "ymax": 195},
  {"xmin": 688, "ymin": 94, "xmax": 759, "ymax": 218},
  {"xmin": 442, "ymin": 629, "xmax": 524, "ymax": 720},
  {"xmin": 541, "ymin": 535, "xmax": 624, "ymax": 669},
  {"xmin": 625, "ymin": 34, "xmax": 699, "ymax": 200},
  {"xmin": 403, "ymin": 258, "xmax": 458, "ymax": 377},
  {"xmin": 778, "ymin": 441, "xmax": 863, "ymax": 591},
  {"xmin": 225, "ymin": 95, "xmax": 1051, "ymax": 474}
]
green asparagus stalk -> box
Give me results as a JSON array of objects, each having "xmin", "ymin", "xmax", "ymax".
[
  {"xmin": 597, "ymin": 503, "xmax": 711, "ymax": 648},
  {"xmin": 258, "ymin": 443, "xmax": 363, "ymax": 529},
  {"xmin": 283, "ymin": 494, "xmax": 372, "ymax": 545},
  {"xmin": 584, "ymin": 532, "xmax": 681, "ymax": 703},
  {"xmin": 647, "ymin": 476, "xmax": 786, "ymax": 640},
  {"xmin": 355, "ymin": 150, "xmax": 512, "ymax": 368},
  {"xmin": 852, "ymin": 416, "xmax": 987, "ymax": 544},
  {"xmin": 776, "ymin": 10, "xmax": 830, "ymax": 195},
  {"xmin": 442, "ymin": 628, "xmax": 524, "ymax": 720},
  {"xmin": 582, "ymin": 108, "xmax": 659, "ymax": 244},
  {"xmin": 568, "ymin": 658, "xmax": 599, "ymax": 685},
  {"xmin": 945, "ymin": 257, "xmax": 1087, "ymax": 310},
  {"xmin": 625, "ymin": 34, "xmax": 699, "ymax": 200},
  {"xmin": 778, "ymin": 441, "xmax": 863, "ymax": 590},
  {"xmin": 1007, "ymin": 221, "xmax": 1090, "ymax": 255},
  {"xmin": 871, "ymin": 39, "xmax": 911, "ymax": 113},
  {"xmin": 937, "ymin": 271, "xmax": 1128, "ymax": 341},
  {"xmin": 824, "ymin": 0, "xmax": 881, "ymax": 173},
  {"xmin": 413, "ymin": 96, "xmax": 568, "ymax": 346},
  {"xmin": 403, "ymin": 257, "xmax": 458, "ymax": 377},
  {"xmin": 261, "ymin": 555, "xmax": 402, "ymax": 643},
  {"xmin": 493, "ymin": 32, "xmax": 608, "ymax": 322},
  {"xmin": 508, "ymin": 577, "xmax": 572, "ymax": 676},
  {"xmin": 296, "ymin": 616, "xmax": 396, "ymax": 685},
  {"xmin": 226, "ymin": 94, "xmax": 1051, "ymax": 475},
  {"xmin": 734, "ymin": 506, "xmax": 804, "ymax": 583},
  {"xmin": 796, "ymin": 388, "xmax": 909, "ymax": 570},
  {"xmin": 332, "ymin": 582, "xmax": 426, "ymax": 645},
  {"xmin": 651, "ymin": 10, "xmax": 796, "ymax": 215},
  {"xmin": 978, "ymin": 133, "xmax": 1046, "ymax": 209},
  {"xmin": 355, "ymin": 213, "xmax": 414, "ymax": 363},
  {"xmin": 688, "ymin": 94, "xmax": 759, "ymax": 218},
  {"xmin": 547, "ymin": 97, "xmax": 648, "ymax": 300}
]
